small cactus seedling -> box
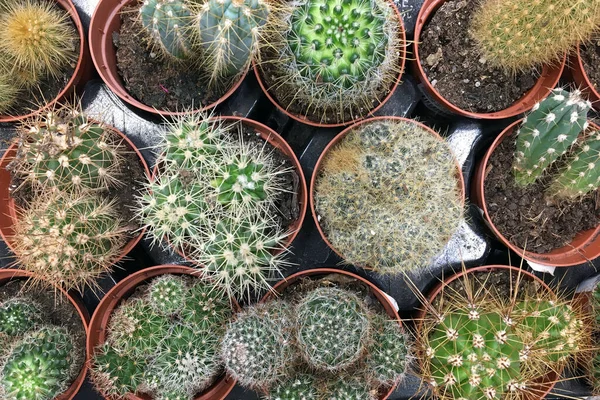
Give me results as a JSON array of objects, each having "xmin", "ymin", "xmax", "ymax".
[
  {"xmin": 90, "ymin": 343, "xmax": 145, "ymax": 397},
  {"xmin": 269, "ymin": 374, "xmax": 318, "ymax": 400},
  {"xmin": 513, "ymin": 88, "xmax": 591, "ymax": 186},
  {"xmin": 472, "ymin": 0, "xmax": 600, "ymax": 72},
  {"xmin": 295, "ymin": 287, "xmax": 370, "ymax": 371},
  {"xmin": 366, "ymin": 316, "xmax": 409, "ymax": 385},
  {"xmin": 12, "ymin": 191, "xmax": 129, "ymax": 292},
  {"xmin": 139, "ymin": 0, "xmax": 195, "ymax": 59},
  {"xmin": 0, "ymin": 298, "xmax": 42, "ymax": 337},
  {"xmin": 148, "ymin": 275, "xmax": 188, "ymax": 316},
  {"xmin": 0, "ymin": 0, "xmax": 78, "ymax": 84},
  {"xmin": 323, "ymin": 378, "xmax": 376, "ymax": 400}
]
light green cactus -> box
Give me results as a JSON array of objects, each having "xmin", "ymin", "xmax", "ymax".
[
  {"xmin": 268, "ymin": 374, "xmax": 318, "ymax": 400},
  {"xmin": 90, "ymin": 343, "xmax": 145, "ymax": 397},
  {"xmin": 139, "ymin": 0, "xmax": 194, "ymax": 59},
  {"xmin": 148, "ymin": 275, "xmax": 188, "ymax": 316},
  {"xmin": 0, "ymin": 299, "xmax": 42, "ymax": 337},
  {"xmin": 513, "ymin": 88, "xmax": 591, "ymax": 186},
  {"xmin": 366, "ymin": 316, "xmax": 409, "ymax": 385}
]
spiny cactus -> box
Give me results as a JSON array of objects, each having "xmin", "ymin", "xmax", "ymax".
[
  {"xmin": 592, "ymin": 284, "xmax": 600, "ymax": 395},
  {"xmin": 156, "ymin": 390, "xmax": 192, "ymax": 400},
  {"xmin": 139, "ymin": 0, "xmax": 194, "ymax": 59},
  {"xmin": 1, "ymin": 326, "xmax": 79, "ymax": 400},
  {"xmin": 11, "ymin": 108, "xmax": 125, "ymax": 191},
  {"xmin": 472, "ymin": 0, "xmax": 600, "ymax": 72},
  {"xmin": 366, "ymin": 316, "xmax": 409, "ymax": 385},
  {"xmin": 268, "ymin": 374, "xmax": 318, "ymax": 400},
  {"xmin": 181, "ymin": 281, "xmax": 233, "ymax": 332},
  {"xmin": 0, "ymin": 72, "xmax": 19, "ymax": 114},
  {"xmin": 221, "ymin": 301, "xmax": 293, "ymax": 388},
  {"xmin": 148, "ymin": 275, "xmax": 188, "ymax": 316},
  {"xmin": 0, "ymin": 0, "xmax": 78, "ymax": 84},
  {"xmin": 0, "ymin": 299, "xmax": 42, "ymax": 337},
  {"xmin": 514, "ymin": 88, "xmax": 591, "ymax": 186},
  {"xmin": 314, "ymin": 119, "xmax": 463, "ymax": 273},
  {"xmin": 12, "ymin": 191, "xmax": 129, "ymax": 292},
  {"xmin": 323, "ymin": 378, "xmax": 376, "ymax": 400},
  {"xmin": 296, "ymin": 287, "xmax": 370, "ymax": 371},
  {"xmin": 90, "ymin": 343, "xmax": 145, "ymax": 397}
]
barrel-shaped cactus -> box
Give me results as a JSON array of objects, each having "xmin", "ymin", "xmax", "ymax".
[
  {"xmin": 148, "ymin": 275, "xmax": 188, "ymax": 316},
  {"xmin": 269, "ymin": 374, "xmax": 318, "ymax": 400},
  {"xmin": 139, "ymin": 0, "xmax": 194, "ymax": 59},
  {"xmin": 90, "ymin": 343, "xmax": 145, "ymax": 397},
  {"xmin": 0, "ymin": 299, "xmax": 42, "ymax": 337}
]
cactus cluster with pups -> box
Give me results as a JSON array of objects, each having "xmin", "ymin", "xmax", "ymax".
[
  {"xmin": 137, "ymin": 113, "xmax": 294, "ymax": 300},
  {"xmin": 90, "ymin": 274, "xmax": 233, "ymax": 399},
  {"xmin": 221, "ymin": 285, "xmax": 410, "ymax": 398},
  {"xmin": 314, "ymin": 118, "xmax": 463, "ymax": 274}
]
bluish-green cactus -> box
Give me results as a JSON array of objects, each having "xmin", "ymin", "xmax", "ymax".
[{"xmin": 139, "ymin": 0, "xmax": 194, "ymax": 59}]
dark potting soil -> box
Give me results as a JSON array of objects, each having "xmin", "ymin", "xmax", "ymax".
[
  {"xmin": 419, "ymin": 0, "xmax": 539, "ymax": 113},
  {"xmin": 580, "ymin": 38, "xmax": 600, "ymax": 93},
  {"xmin": 484, "ymin": 133, "xmax": 600, "ymax": 254},
  {"xmin": 115, "ymin": 7, "xmax": 234, "ymax": 112}
]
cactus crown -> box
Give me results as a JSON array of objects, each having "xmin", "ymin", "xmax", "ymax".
[
  {"xmin": 0, "ymin": 298, "xmax": 42, "ymax": 337},
  {"xmin": 148, "ymin": 275, "xmax": 188, "ymax": 316},
  {"xmin": 314, "ymin": 119, "xmax": 463, "ymax": 273},
  {"xmin": 472, "ymin": 0, "xmax": 600, "ymax": 72}
]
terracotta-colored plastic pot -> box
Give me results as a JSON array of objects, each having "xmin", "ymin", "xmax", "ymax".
[
  {"xmin": 0, "ymin": 268, "xmax": 90, "ymax": 400},
  {"xmin": 262, "ymin": 267, "xmax": 402, "ymax": 400},
  {"xmin": 413, "ymin": 0, "xmax": 565, "ymax": 120},
  {"xmin": 416, "ymin": 265, "xmax": 558, "ymax": 400},
  {"xmin": 0, "ymin": 123, "xmax": 150, "ymax": 265},
  {"xmin": 0, "ymin": 0, "xmax": 89, "ymax": 123},
  {"xmin": 89, "ymin": 0, "xmax": 247, "ymax": 117},
  {"xmin": 571, "ymin": 44, "xmax": 600, "ymax": 105},
  {"xmin": 253, "ymin": 0, "xmax": 406, "ymax": 128},
  {"xmin": 152, "ymin": 115, "xmax": 308, "ymax": 261},
  {"xmin": 472, "ymin": 119, "xmax": 600, "ymax": 266},
  {"xmin": 310, "ymin": 116, "xmax": 466, "ymax": 263},
  {"xmin": 87, "ymin": 265, "xmax": 238, "ymax": 400}
]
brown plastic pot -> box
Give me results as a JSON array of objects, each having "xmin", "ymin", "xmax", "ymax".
[
  {"xmin": 151, "ymin": 115, "xmax": 308, "ymax": 261},
  {"xmin": 0, "ymin": 123, "xmax": 150, "ymax": 266},
  {"xmin": 0, "ymin": 268, "xmax": 90, "ymax": 400},
  {"xmin": 262, "ymin": 267, "xmax": 403, "ymax": 400},
  {"xmin": 309, "ymin": 116, "xmax": 466, "ymax": 263},
  {"xmin": 87, "ymin": 265, "xmax": 238, "ymax": 400},
  {"xmin": 571, "ymin": 44, "xmax": 600, "ymax": 105},
  {"xmin": 413, "ymin": 0, "xmax": 565, "ymax": 119},
  {"xmin": 253, "ymin": 0, "xmax": 406, "ymax": 128},
  {"xmin": 89, "ymin": 0, "xmax": 247, "ymax": 117},
  {"xmin": 0, "ymin": 0, "xmax": 89, "ymax": 123},
  {"xmin": 416, "ymin": 265, "xmax": 558, "ymax": 400},
  {"xmin": 471, "ymin": 119, "xmax": 600, "ymax": 267}
]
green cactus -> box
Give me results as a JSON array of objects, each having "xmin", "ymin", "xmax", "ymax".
[
  {"xmin": 221, "ymin": 301, "xmax": 293, "ymax": 388},
  {"xmin": 472, "ymin": 0, "xmax": 600, "ymax": 72},
  {"xmin": 156, "ymin": 389, "xmax": 192, "ymax": 400},
  {"xmin": 0, "ymin": 71, "xmax": 19, "ymax": 114},
  {"xmin": 547, "ymin": 130, "xmax": 600, "ymax": 199},
  {"xmin": 1, "ymin": 326, "xmax": 79, "ymax": 400},
  {"xmin": 148, "ymin": 275, "xmax": 188, "ymax": 316},
  {"xmin": 513, "ymin": 88, "xmax": 591, "ymax": 186},
  {"xmin": 11, "ymin": 108, "xmax": 126, "ymax": 191},
  {"xmin": 314, "ymin": 119, "xmax": 463, "ymax": 273},
  {"xmin": 139, "ymin": 0, "xmax": 194, "ymax": 59},
  {"xmin": 268, "ymin": 374, "xmax": 318, "ymax": 400},
  {"xmin": 366, "ymin": 316, "xmax": 408, "ymax": 385},
  {"xmin": 12, "ymin": 191, "xmax": 129, "ymax": 292},
  {"xmin": 323, "ymin": 378, "xmax": 376, "ymax": 400},
  {"xmin": 0, "ymin": 299, "xmax": 42, "ymax": 337},
  {"xmin": 593, "ymin": 284, "xmax": 600, "ymax": 394},
  {"xmin": 90, "ymin": 343, "xmax": 145, "ymax": 397},
  {"xmin": 181, "ymin": 281, "xmax": 232, "ymax": 332}
]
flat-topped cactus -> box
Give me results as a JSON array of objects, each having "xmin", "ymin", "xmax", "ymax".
[
  {"xmin": 0, "ymin": 299, "xmax": 42, "ymax": 337},
  {"xmin": 139, "ymin": 0, "xmax": 194, "ymax": 59}
]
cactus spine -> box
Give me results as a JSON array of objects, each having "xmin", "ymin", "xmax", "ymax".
[{"xmin": 139, "ymin": 0, "xmax": 194, "ymax": 59}]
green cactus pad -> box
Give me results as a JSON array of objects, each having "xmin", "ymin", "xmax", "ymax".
[
  {"xmin": 139, "ymin": 0, "xmax": 194, "ymax": 59},
  {"xmin": 366, "ymin": 316, "xmax": 408, "ymax": 385},
  {"xmin": 91, "ymin": 343, "xmax": 145, "ymax": 397},
  {"xmin": 0, "ymin": 299, "xmax": 42, "ymax": 337},
  {"xmin": 181, "ymin": 281, "xmax": 232, "ymax": 332},
  {"xmin": 148, "ymin": 275, "xmax": 188, "ymax": 316},
  {"xmin": 269, "ymin": 374, "xmax": 318, "ymax": 400},
  {"xmin": 324, "ymin": 378, "xmax": 376, "ymax": 400},
  {"xmin": 514, "ymin": 89, "xmax": 591, "ymax": 186}
]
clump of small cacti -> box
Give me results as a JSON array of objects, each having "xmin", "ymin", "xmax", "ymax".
[
  {"xmin": 472, "ymin": 0, "xmax": 600, "ymax": 72},
  {"xmin": 90, "ymin": 274, "xmax": 234, "ymax": 398},
  {"xmin": 314, "ymin": 118, "xmax": 463, "ymax": 273},
  {"xmin": 257, "ymin": 0, "xmax": 404, "ymax": 124}
]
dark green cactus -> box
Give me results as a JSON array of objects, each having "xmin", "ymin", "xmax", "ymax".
[
  {"xmin": 324, "ymin": 378, "xmax": 376, "ymax": 400},
  {"xmin": 514, "ymin": 89, "xmax": 592, "ymax": 186},
  {"xmin": 0, "ymin": 299, "xmax": 41, "ymax": 337},
  {"xmin": 269, "ymin": 374, "xmax": 318, "ymax": 400},
  {"xmin": 91, "ymin": 343, "xmax": 145, "ymax": 397},
  {"xmin": 139, "ymin": 0, "xmax": 194, "ymax": 59},
  {"xmin": 156, "ymin": 389, "xmax": 192, "ymax": 400},
  {"xmin": 366, "ymin": 316, "xmax": 408, "ymax": 385},
  {"xmin": 148, "ymin": 275, "xmax": 188, "ymax": 316},
  {"xmin": 181, "ymin": 281, "xmax": 232, "ymax": 332}
]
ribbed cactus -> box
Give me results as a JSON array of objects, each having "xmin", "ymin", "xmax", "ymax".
[
  {"xmin": 221, "ymin": 301, "xmax": 293, "ymax": 388},
  {"xmin": 12, "ymin": 191, "xmax": 129, "ymax": 292},
  {"xmin": 547, "ymin": 131, "xmax": 600, "ymax": 199},
  {"xmin": 296, "ymin": 287, "xmax": 369, "ymax": 371},
  {"xmin": 90, "ymin": 343, "xmax": 145, "ymax": 397},
  {"xmin": 366, "ymin": 316, "xmax": 409, "ymax": 385},
  {"xmin": 1, "ymin": 326, "xmax": 79, "ymax": 400},
  {"xmin": 472, "ymin": 0, "xmax": 600, "ymax": 72},
  {"xmin": 0, "ymin": 299, "xmax": 41, "ymax": 337},
  {"xmin": 139, "ymin": 0, "xmax": 194, "ymax": 59},
  {"xmin": 0, "ymin": 0, "xmax": 78, "ymax": 84},
  {"xmin": 314, "ymin": 119, "xmax": 463, "ymax": 273},
  {"xmin": 514, "ymin": 89, "xmax": 591, "ymax": 186},
  {"xmin": 324, "ymin": 379, "xmax": 376, "ymax": 400},
  {"xmin": 11, "ymin": 108, "xmax": 125, "ymax": 191},
  {"xmin": 269, "ymin": 374, "xmax": 318, "ymax": 400},
  {"xmin": 181, "ymin": 281, "xmax": 233, "ymax": 331},
  {"xmin": 148, "ymin": 275, "xmax": 188, "ymax": 316}
]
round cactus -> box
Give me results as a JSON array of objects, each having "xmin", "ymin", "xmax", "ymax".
[
  {"xmin": 181, "ymin": 281, "xmax": 232, "ymax": 332},
  {"xmin": 295, "ymin": 287, "xmax": 370, "ymax": 371},
  {"xmin": 323, "ymin": 378, "xmax": 376, "ymax": 400},
  {"xmin": 12, "ymin": 191, "xmax": 129, "ymax": 292},
  {"xmin": 156, "ymin": 389, "xmax": 192, "ymax": 400},
  {"xmin": 139, "ymin": 0, "xmax": 194, "ymax": 59},
  {"xmin": 90, "ymin": 343, "xmax": 145, "ymax": 397},
  {"xmin": 269, "ymin": 374, "xmax": 318, "ymax": 400},
  {"xmin": 1, "ymin": 326, "xmax": 79, "ymax": 400},
  {"xmin": 0, "ymin": 299, "xmax": 42, "ymax": 337},
  {"xmin": 148, "ymin": 275, "xmax": 188, "ymax": 316},
  {"xmin": 366, "ymin": 316, "xmax": 408, "ymax": 385},
  {"xmin": 0, "ymin": 0, "xmax": 78, "ymax": 83},
  {"xmin": 221, "ymin": 301, "xmax": 293, "ymax": 388}
]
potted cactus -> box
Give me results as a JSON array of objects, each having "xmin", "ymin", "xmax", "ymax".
[
  {"xmin": 412, "ymin": 0, "xmax": 599, "ymax": 118},
  {"xmin": 310, "ymin": 116, "xmax": 464, "ymax": 274},
  {"xmin": 136, "ymin": 113, "xmax": 307, "ymax": 300},
  {"xmin": 254, "ymin": 0, "xmax": 406, "ymax": 126},
  {"xmin": 473, "ymin": 88, "xmax": 600, "ymax": 266},
  {"xmin": 221, "ymin": 268, "xmax": 411, "ymax": 399},
  {"xmin": 0, "ymin": 269, "xmax": 89, "ymax": 400},
  {"xmin": 88, "ymin": 0, "xmax": 268, "ymax": 116},
  {"xmin": 88, "ymin": 265, "xmax": 238, "ymax": 400},
  {"xmin": 417, "ymin": 265, "xmax": 591, "ymax": 400},
  {"xmin": 0, "ymin": 103, "xmax": 150, "ymax": 292},
  {"xmin": 0, "ymin": 0, "xmax": 86, "ymax": 122},
  {"xmin": 588, "ymin": 282, "xmax": 600, "ymax": 394}
]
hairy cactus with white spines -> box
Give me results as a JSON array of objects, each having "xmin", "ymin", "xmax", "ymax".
[{"xmin": 0, "ymin": 299, "xmax": 42, "ymax": 337}]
